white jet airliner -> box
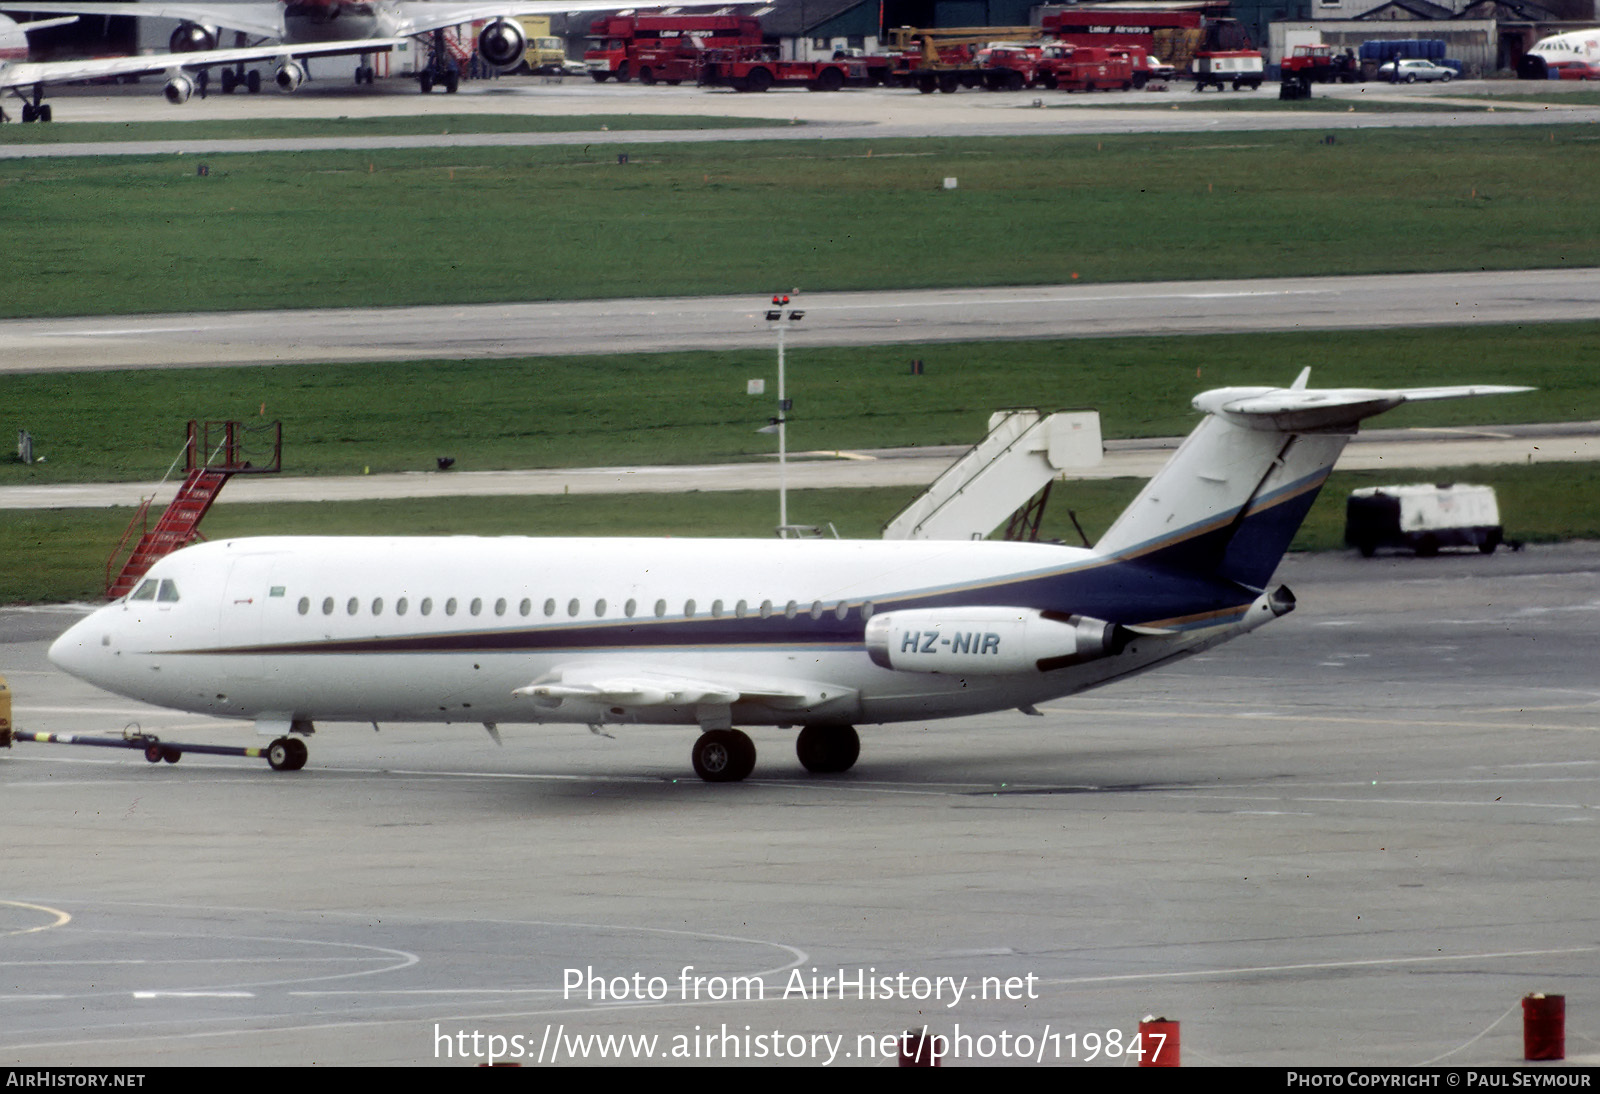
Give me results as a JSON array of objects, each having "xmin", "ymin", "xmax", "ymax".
[
  {"xmin": 1521, "ymin": 28, "xmax": 1600, "ymax": 79},
  {"xmin": 1, "ymin": 17, "xmax": 405, "ymax": 119},
  {"xmin": 1, "ymin": 0, "xmax": 719, "ymax": 112},
  {"xmin": 48, "ymin": 373, "xmax": 1528, "ymax": 782}
]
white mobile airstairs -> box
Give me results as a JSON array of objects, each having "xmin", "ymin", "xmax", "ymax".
[{"xmin": 882, "ymin": 409, "xmax": 1103, "ymax": 542}]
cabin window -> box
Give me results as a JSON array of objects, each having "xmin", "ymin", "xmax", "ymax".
[
  {"xmin": 421, "ymin": 597, "xmax": 433, "ymax": 616},
  {"xmin": 544, "ymin": 598, "xmax": 556, "ymax": 617},
  {"xmin": 785, "ymin": 600, "xmax": 798, "ymax": 620},
  {"xmin": 595, "ymin": 599, "xmax": 607, "ymax": 617},
  {"xmin": 654, "ymin": 599, "xmax": 667, "ymax": 618},
  {"xmin": 810, "ymin": 600, "xmax": 824, "ymax": 620},
  {"xmin": 129, "ymin": 580, "xmax": 157, "ymax": 602},
  {"xmin": 861, "ymin": 601, "xmax": 875, "ymax": 620},
  {"xmin": 397, "ymin": 598, "xmax": 409, "ymax": 616},
  {"xmin": 625, "ymin": 598, "xmax": 637, "ymax": 618},
  {"xmin": 445, "ymin": 598, "xmax": 458, "ymax": 616},
  {"xmin": 834, "ymin": 602, "xmax": 848, "ymax": 621},
  {"xmin": 519, "ymin": 598, "xmax": 531, "ymax": 617},
  {"xmin": 371, "ymin": 598, "xmax": 383, "ymax": 616},
  {"xmin": 712, "ymin": 599, "xmax": 724, "ymax": 618},
  {"xmin": 297, "ymin": 597, "xmax": 310, "ymax": 615},
  {"xmin": 470, "ymin": 598, "xmax": 483, "ymax": 616},
  {"xmin": 322, "ymin": 597, "xmax": 335, "ymax": 615},
  {"xmin": 684, "ymin": 599, "xmax": 696, "ymax": 618},
  {"xmin": 567, "ymin": 598, "xmax": 580, "ymax": 617},
  {"xmin": 158, "ymin": 580, "xmax": 180, "ymax": 603},
  {"xmin": 759, "ymin": 599, "xmax": 773, "ymax": 619},
  {"xmin": 347, "ymin": 597, "xmax": 359, "ymax": 616},
  {"xmin": 736, "ymin": 599, "xmax": 748, "ymax": 619},
  {"xmin": 495, "ymin": 598, "xmax": 507, "ymax": 617}
]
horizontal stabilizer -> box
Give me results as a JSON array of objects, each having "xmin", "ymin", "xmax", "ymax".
[{"xmin": 1195, "ymin": 382, "xmax": 1534, "ymax": 434}]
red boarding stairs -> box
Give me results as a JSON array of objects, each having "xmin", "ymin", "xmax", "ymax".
[{"xmin": 105, "ymin": 420, "xmax": 281, "ymax": 600}]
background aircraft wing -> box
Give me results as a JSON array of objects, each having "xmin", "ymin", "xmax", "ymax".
[
  {"xmin": 0, "ymin": 3, "xmax": 286, "ymax": 38},
  {"xmin": 392, "ymin": 1, "xmax": 727, "ymax": 38},
  {"xmin": 2, "ymin": 36, "xmax": 404, "ymax": 91}
]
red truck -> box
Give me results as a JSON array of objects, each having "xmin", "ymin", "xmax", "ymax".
[
  {"xmin": 972, "ymin": 44, "xmax": 1046, "ymax": 90},
  {"xmin": 697, "ymin": 46, "xmax": 872, "ymax": 91},
  {"xmin": 1280, "ymin": 44, "xmax": 1360, "ymax": 84},
  {"xmin": 1036, "ymin": 45, "xmax": 1139, "ymax": 91},
  {"xmin": 584, "ymin": 14, "xmax": 762, "ymax": 84}
]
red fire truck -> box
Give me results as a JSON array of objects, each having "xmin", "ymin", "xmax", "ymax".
[{"xmin": 584, "ymin": 14, "xmax": 762, "ymax": 83}]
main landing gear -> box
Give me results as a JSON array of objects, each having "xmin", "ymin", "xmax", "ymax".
[{"xmin": 688, "ymin": 724, "xmax": 861, "ymax": 783}]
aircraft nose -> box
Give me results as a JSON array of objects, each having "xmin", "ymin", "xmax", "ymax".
[{"xmin": 48, "ymin": 613, "xmax": 100, "ymax": 680}]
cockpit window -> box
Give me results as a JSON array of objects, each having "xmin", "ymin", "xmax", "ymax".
[
  {"xmin": 129, "ymin": 580, "xmax": 157, "ymax": 601},
  {"xmin": 157, "ymin": 579, "xmax": 180, "ymax": 603}
]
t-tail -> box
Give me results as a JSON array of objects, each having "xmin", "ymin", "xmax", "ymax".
[{"xmin": 1092, "ymin": 369, "xmax": 1532, "ymax": 591}]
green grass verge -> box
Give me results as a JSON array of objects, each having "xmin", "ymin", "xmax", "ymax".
[
  {"xmin": 1083, "ymin": 92, "xmax": 1490, "ymax": 111},
  {"xmin": 6, "ymin": 462, "xmax": 1595, "ymax": 604},
  {"xmin": 0, "ymin": 113, "xmax": 785, "ymax": 144},
  {"xmin": 6, "ymin": 125, "xmax": 1600, "ymax": 317},
  {"xmin": 3, "ymin": 322, "xmax": 1586, "ymax": 486}
]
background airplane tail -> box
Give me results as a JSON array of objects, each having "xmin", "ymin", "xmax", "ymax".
[{"xmin": 1092, "ymin": 372, "xmax": 1531, "ymax": 590}]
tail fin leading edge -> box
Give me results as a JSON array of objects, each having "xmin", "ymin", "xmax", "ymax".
[{"xmin": 1093, "ymin": 377, "xmax": 1532, "ymax": 589}]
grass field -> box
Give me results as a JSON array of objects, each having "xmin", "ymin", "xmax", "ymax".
[
  {"xmin": 0, "ymin": 113, "xmax": 783, "ymax": 144},
  {"xmin": 6, "ymin": 125, "xmax": 1600, "ymax": 317},
  {"xmin": 2, "ymin": 322, "xmax": 1587, "ymax": 486},
  {"xmin": 6, "ymin": 461, "xmax": 1595, "ymax": 604}
]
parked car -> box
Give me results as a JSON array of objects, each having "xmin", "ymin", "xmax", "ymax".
[
  {"xmin": 1376, "ymin": 58, "xmax": 1455, "ymax": 83},
  {"xmin": 1548, "ymin": 59, "xmax": 1600, "ymax": 80}
]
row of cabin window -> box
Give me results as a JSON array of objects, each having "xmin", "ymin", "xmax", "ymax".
[{"xmin": 295, "ymin": 595, "xmax": 877, "ymax": 622}]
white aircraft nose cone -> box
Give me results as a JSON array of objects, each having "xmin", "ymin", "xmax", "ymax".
[{"xmin": 47, "ymin": 615, "xmax": 98, "ymax": 680}]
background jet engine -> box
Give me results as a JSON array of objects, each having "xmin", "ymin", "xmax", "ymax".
[
  {"xmin": 169, "ymin": 23, "xmax": 218, "ymax": 52},
  {"xmin": 477, "ymin": 19, "xmax": 527, "ymax": 70},
  {"xmin": 162, "ymin": 73, "xmax": 195, "ymax": 103},
  {"xmin": 274, "ymin": 60, "xmax": 306, "ymax": 92},
  {"xmin": 864, "ymin": 607, "xmax": 1129, "ymax": 675}
]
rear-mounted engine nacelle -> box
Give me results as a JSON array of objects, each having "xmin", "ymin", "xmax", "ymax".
[
  {"xmin": 864, "ymin": 607, "xmax": 1129, "ymax": 675},
  {"xmin": 170, "ymin": 23, "xmax": 217, "ymax": 52},
  {"xmin": 477, "ymin": 19, "xmax": 527, "ymax": 69},
  {"xmin": 163, "ymin": 74, "xmax": 195, "ymax": 104},
  {"xmin": 275, "ymin": 60, "xmax": 306, "ymax": 93}
]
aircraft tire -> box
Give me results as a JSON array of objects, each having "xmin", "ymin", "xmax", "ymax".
[
  {"xmin": 268, "ymin": 736, "xmax": 309, "ymax": 772},
  {"xmin": 419, "ymin": 70, "xmax": 434, "ymax": 93},
  {"xmin": 246, "ymin": 70, "xmax": 261, "ymax": 94},
  {"xmin": 144, "ymin": 742, "xmax": 163, "ymax": 763},
  {"xmin": 162, "ymin": 748, "xmax": 181, "ymax": 764},
  {"xmin": 796, "ymin": 724, "xmax": 859, "ymax": 774},
  {"xmin": 692, "ymin": 729, "xmax": 755, "ymax": 782}
]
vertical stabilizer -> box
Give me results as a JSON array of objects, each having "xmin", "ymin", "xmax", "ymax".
[{"xmin": 1093, "ymin": 377, "xmax": 1531, "ymax": 589}]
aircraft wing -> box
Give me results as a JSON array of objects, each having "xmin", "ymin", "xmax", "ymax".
[
  {"xmin": 391, "ymin": 1, "xmax": 727, "ymax": 38},
  {"xmin": 0, "ymin": 3, "xmax": 286, "ymax": 38},
  {"xmin": 1, "ymin": 36, "xmax": 405, "ymax": 92},
  {"xmin": 513, "ymin": 664, "xmax": 855, "ymax": 714}
]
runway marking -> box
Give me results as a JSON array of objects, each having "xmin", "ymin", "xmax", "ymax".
[
  {"xmin": 37, "ymin": 327, "xmax": 201, "ymax": 338},
  {"xmin": 819, "ymin": 288, "xmax": 1333, "ymax": 313},
  {"xmin": 1042, "ymin": 945, "xmax": 1599, "ymax": 986},
  {"xmin": 1037, "ymin": 705, "xmax": 1596, "ymax": 733},
  {"xmin": 133, "ymin": 991, "xmax": 255, "ymax": 999},
  {"xmin": 0, "ymin": 900, "xmax": 71, "ymax": 937}
]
